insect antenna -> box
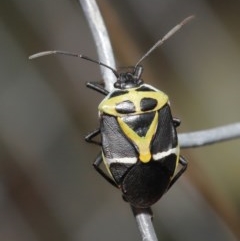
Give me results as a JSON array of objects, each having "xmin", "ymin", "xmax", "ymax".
[
  {"xmin": 29, "ymin": 50, "xmax": 119, "ymax": 77},
  {"xmin": 135, "ymin": 15, "xmax": 195, "ymax": 67}
]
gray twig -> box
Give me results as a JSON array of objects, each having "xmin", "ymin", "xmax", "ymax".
[
  {"xmin": 79, "ymin": 0, "xmax": 115, "ymax": 91},
  {"xmin": 179, "ymin": 122, "xmax": 240, "ymax": 148},
  {"xmin": 78, "ymin": 0, "xmax": 240, "ymax": 240},
  {"xmin": 131, "ymin": 207, "xmax": 158, "ymax": 241}
]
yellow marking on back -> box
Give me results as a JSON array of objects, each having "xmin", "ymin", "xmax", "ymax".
[
  {"xmin": 117, "ymin": 112, "xmax": 158, "ymax": 163},
  {"xmin": 99, "ymin": 88, "xmax": 168, "ymax": 116}
]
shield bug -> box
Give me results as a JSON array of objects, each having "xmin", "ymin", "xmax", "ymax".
[{"xmin": 29, "ymin": 16, "xmax": 193, "ymax": 208}]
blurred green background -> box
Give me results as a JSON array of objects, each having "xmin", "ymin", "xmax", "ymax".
[{"xmin": 0, "ymin": 0, "xmax": 239, "ymax": 240}]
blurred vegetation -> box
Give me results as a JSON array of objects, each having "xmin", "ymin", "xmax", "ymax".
[{"xmin": 0, "ymin": 0, "xmax": 239, "ymax": 241}]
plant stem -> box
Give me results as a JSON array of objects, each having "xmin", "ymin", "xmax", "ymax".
[
  {"xmin": 179, "ymin": 122, "xmax": 240, "ymax": 148},
  {"xmin": 79, "ymin": 0, "xmax": 116, "ymax": 91}
]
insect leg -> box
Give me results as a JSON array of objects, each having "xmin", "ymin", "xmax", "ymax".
[
  {"xmin": 85, "ymin": 128, "xmax": 101, "ymax": 146},
  {"xmin": 86, "ymin": 82, "xmax": 109, "ymax": 95},
  {"xmin": 93, "ymin": 153, "xmax": 119, "ymax": 188},
  {"xmin": 167, "ymin": 155, "xmax": 188, "ymax": 191}
]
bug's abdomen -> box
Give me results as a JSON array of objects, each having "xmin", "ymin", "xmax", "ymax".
[{"xmin": 121, "ymin": 160, "xmax": 173, "ymax": 208}]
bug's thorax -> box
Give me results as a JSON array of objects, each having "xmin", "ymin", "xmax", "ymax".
[
  {"xmin": 98, "ymin": 83, "xmax": 169, "ymax": 117},
  {"xmin": 99, "ymin": 65, "xmax": 169, "ymax": 117}
]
